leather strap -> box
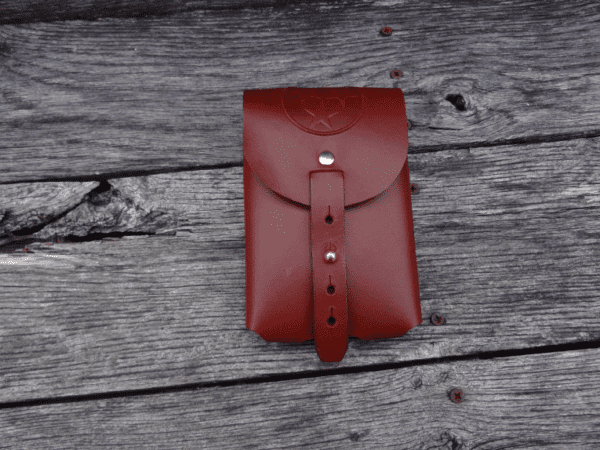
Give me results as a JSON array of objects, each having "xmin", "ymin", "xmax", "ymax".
[{"xmin": 310, "ymin": 170, "xmax": 348, "ymax": 362}]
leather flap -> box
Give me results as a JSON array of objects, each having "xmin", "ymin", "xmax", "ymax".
[{"xmin": 243, "ymin": 87, "xmax": 409, "ymax": 207}]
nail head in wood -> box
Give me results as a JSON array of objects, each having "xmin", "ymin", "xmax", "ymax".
[
  {"xmin": 450, "ymin": 388, "xmax": 463, "ymax": 403},
  {"xmin": 431, "ymin": 313, "xmax": 445, "ymax": 325}
]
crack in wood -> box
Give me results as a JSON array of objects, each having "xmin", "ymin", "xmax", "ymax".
[{"xmin": 0, "ymin": 178, "xmax": 177, "ymax": 252}]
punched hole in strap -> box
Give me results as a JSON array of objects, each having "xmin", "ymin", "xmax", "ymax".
[
  {"xmin": 325, "ymin": 206, "xmax": 333, "ymax": 224},
  {"xmin": 327, "ymin": 307, "xmax": 336, "ymax": 326},
  {"xmin": 327, "ymin": 276, "xmax": 335, "ymax": 295},
  {"xmin": 327, "ymin": 276, "xmax": 336, "ymax": 325}
]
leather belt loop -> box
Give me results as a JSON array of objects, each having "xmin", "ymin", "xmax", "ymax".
[{"xmin": 310, "ymin": 170, "xmax": 348, "ymax": 362}]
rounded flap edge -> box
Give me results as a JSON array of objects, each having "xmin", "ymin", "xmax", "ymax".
[{"xmin": 243, "ymin": 87, "xmax": 409, "ymax": 207}]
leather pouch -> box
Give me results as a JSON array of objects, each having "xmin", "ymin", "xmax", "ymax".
[{"xmin": 243, "ymin": 87, "xmax": 421, "ymax": 362}]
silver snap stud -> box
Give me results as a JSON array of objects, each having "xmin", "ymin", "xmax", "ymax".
[
  {"xmin": 319, "ymin": 151, "xmax": 334, "ymax": 165},
  {"xmin": 324, "ymin": 251, "xmax": 336, "ymax": 263}
]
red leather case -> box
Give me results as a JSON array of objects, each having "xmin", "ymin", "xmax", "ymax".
[{"xmin": 244, "ymin": 87, "xmax": 421, "ymax": 362}]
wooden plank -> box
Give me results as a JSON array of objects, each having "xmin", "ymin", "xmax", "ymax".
[
  {"xmin": 2, "ymin": 349, "xmax": 599, "ymax": 448},
  {"xmin": 1, "ymin": 137, "xmax": 599, "ymax": 402},
  {"xmin": 0, "ymin": 0, "xmax": 270, "ymax": 26},
  {"xmin": 2, "ymin": 0, "xmax": 600, "ymax": 183}
]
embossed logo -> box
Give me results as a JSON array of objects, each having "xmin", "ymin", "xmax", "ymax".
[{"xmin": 281, "ymin": 87, "xmax": 364, "ymax": 136}]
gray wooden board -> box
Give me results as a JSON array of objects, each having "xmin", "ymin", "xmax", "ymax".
[
  {"xmin": 0, "ymin": 0, "xmax": 283, "ymax": 25},
  {"xmin": 2, "ymin": 0, "xmax": 600, "ymax": 183},
  {"xmin": 1, "ymin": 348, "xmax": 599, "ymax": 449},
  {"xmin": 1, "ymin": 137, "xmax": 599, "ymax": 402}
]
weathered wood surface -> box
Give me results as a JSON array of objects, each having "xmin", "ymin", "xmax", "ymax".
[
  {"xmin": 1, "ymin": 137, "xmax": 599, "ymax": 403},
  {"xmin": 2, "ymin": 349, "xmax": 599, "ymax": 449},
  {"xmin": 1, "ymin": 1, "xmax": 600, "ymax": 446},
  {"xmin": 2, "ymin": 0, "xmax": 600, "ymax": 183},
  {"xmin": 0, "ymin": 0, "xmax": 272, "ymax": 25}
]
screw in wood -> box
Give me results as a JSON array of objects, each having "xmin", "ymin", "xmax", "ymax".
[
  {"xmin": 430, "ymin": 313, "xmax": 445, "ymax": 326},
  {"xmin": 380, "ymin": 27, "xmax": 393, "ymax": 36},
  {"xmin": 410, "ymin": 183, "xmax": 419, "ymax": 195},
  {"xmin": 450, "ymin": 388, "xmax": 463, "ymax": 403},
  {"xmin": 390, "ymin": 70, "xmax": 403, "ymax": 78}
]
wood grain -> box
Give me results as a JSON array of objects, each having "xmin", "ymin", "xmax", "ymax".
[
  {"xmin": 0, "ymin": 178, "xmax": 177, "ymax": 252},
  {"xmin": 2, "ymin": 0, "xmax": 600, "ymax": 183},
  {"xmin": 2, "ymin": 349, "xmax": 599, "ymax": 449},
  {"xmin": 0, "ymin": 181, "xmax": 98, "ymax": 247},
  {"xmin": 0, "ymin": 0, "xmax": 272, "ymax": 26},
  {"xmin": 1, "ymin": 136, "xmax": 598, "ymax": 402}
]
